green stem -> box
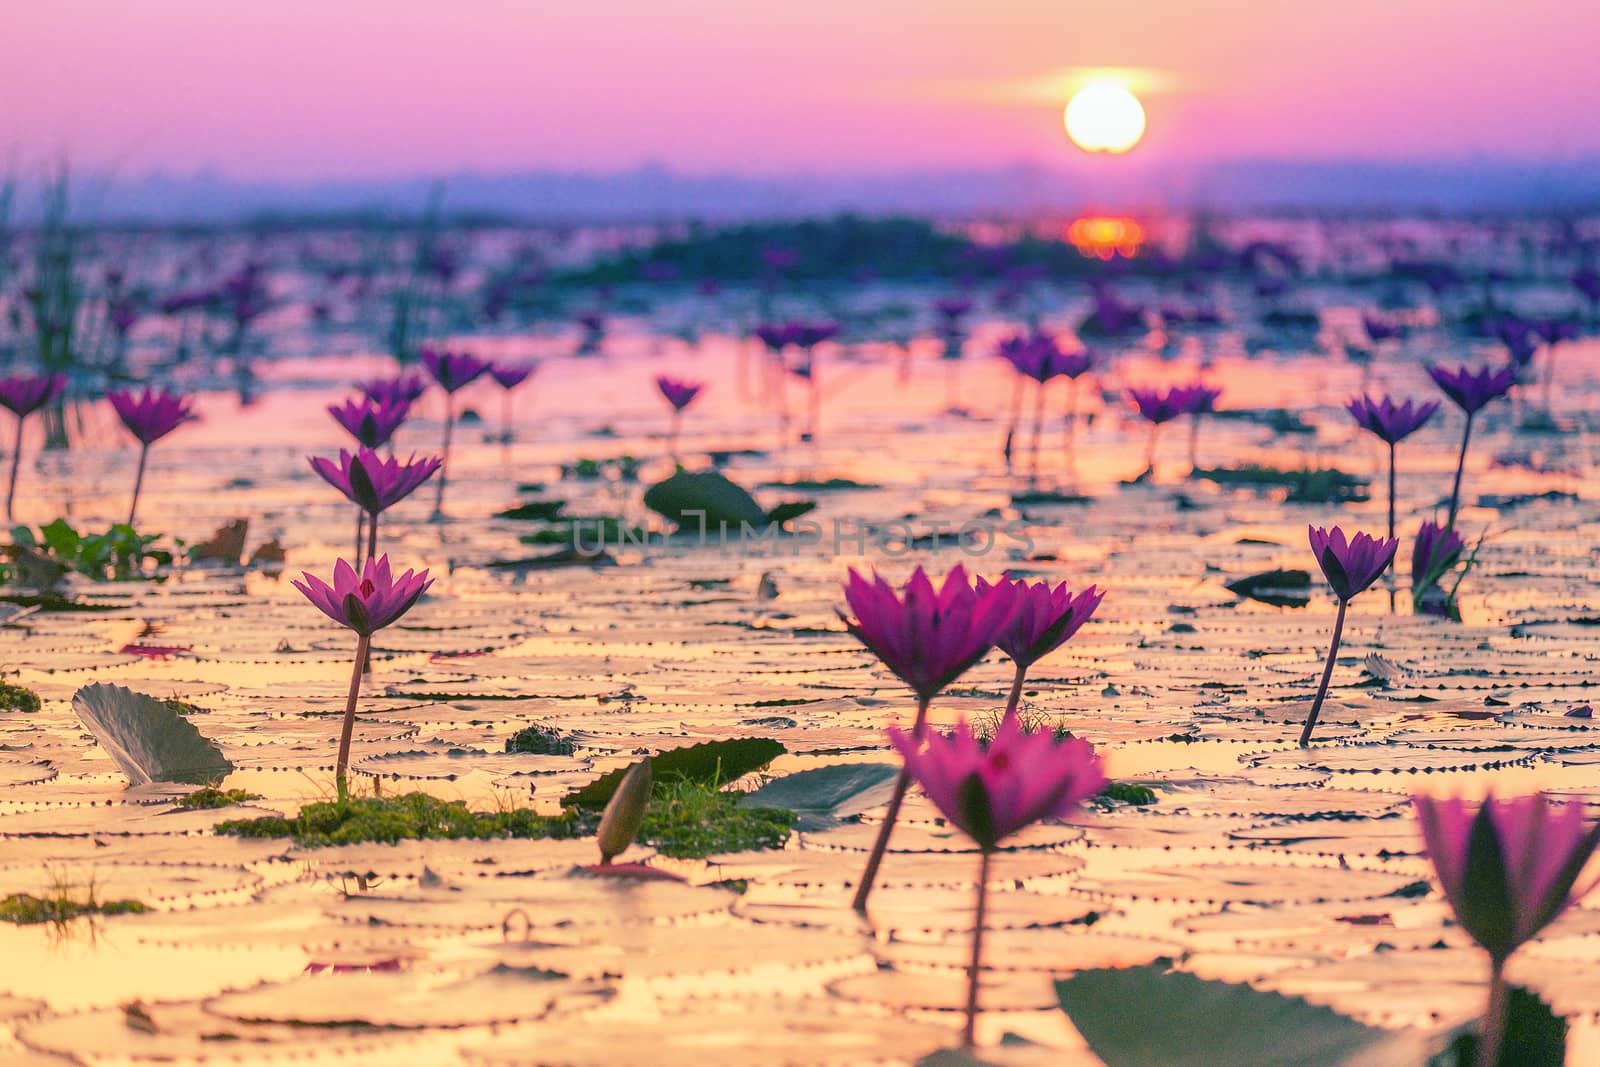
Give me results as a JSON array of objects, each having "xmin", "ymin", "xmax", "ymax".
[
  {"xmin": 1003, "ymin": 663, "xmax": 1026, "ymax": 721},
  {"xmin": 127, "ymin": 443, "xmax": 149, "ymax": 526},
  {"xmin": 1480, "ymin": 958, "xmax": 1508, "ymax": 1067},
  {"xmin": 336, "ymin": 631, "xmax": 373, "ymax": 799},
  {"xmin": 433, "ymin": 395, "xmax": 454, "ymax": 518},
  {"xmin": 1299, "ymin": 599, "xmax": 1348, "ymax": 747},
  {"xmin": 852, "ymin": 695, "xmax": 931, "ymax": 912},
  {"xmin": 5, "ymin": 416, "xmax": 22, "ymax": 523},
  {"xmin": 1446, "ymin": 411, "xmax": 1473, "ymax": 529},
  {"xmin": 1387, "ymin": 441, "xmax": 1397, "ymax": 547},
  {"xmin": 962, "ymin": 848, "xmax": 993, "ymax": 1048}
]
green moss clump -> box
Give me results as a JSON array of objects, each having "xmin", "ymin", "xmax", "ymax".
[
  {"xmin": 0, "ymin": 892, "xmax": 147, "ymax": 925},
  {"xmin": 1098, "ymin": 782, "xmax": 1158, "ymax": 807},
  {"xmin": 178, "ymin": 786, "xmax": 261, "ymax": 810},
  {"xmin": 0, "ymin": 682, "xmax": 42, "ymax": 714},
  {"xmin": 505, "ymin": 724, "xmax": 578, "ymax": 756},
  {"xmin": 215, "ymin": 782, "xmax": 797, "ymax": 860},
  {"xmin": 641, "ymin": 780, "xmax": 794, "ymax": 858},
  {"xmin": 216, "ymin": 792, "xmax": 589, "ymax": 848}
]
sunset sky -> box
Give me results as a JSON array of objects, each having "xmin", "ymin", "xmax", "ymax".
[{"xmin": 5, "ymin": 1, "xmax": 1598, "ymax": 181}]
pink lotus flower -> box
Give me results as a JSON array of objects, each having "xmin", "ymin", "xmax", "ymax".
[
  {"xmin": 1414, "ymin": 793, "xmax": 1600, "ymax": 1064},
  {"xmin": 293, "ymin": 555, "xmax": 433, "ymax": 792},
  {"xmin": 655, "ymin": 376, "xmax": 704, "ymax": 412},
  {"xmin": 108, "ymin": 387, "xmax": 197, "ymax": 525},
  {"xmin": 359, "ymin": 375, "xmax": 428, "ymax": 407},
  {"xmin": 892, "ymin": 715, "xmax": 1105, "ymax": 1045},
  {"xmin": 329, "ymin": 396, "xmax": 410, "ymax": 449},
  {"xmin": 892, "ymin": 716, "xmax": 1105, "ymax": 851},
  {"xmin": 1, "ymin": 373, "xmax": 66, "ymax": 522},
  {"xmin": 310, "ymin": 449, "xmax": 441, "ymax": 565},
  {"xmin": 293, "ymin": 554, "xmax": 433, "ymax": 636},
  {"xmin": 1301, "ymin": 526, "xmax": 1399, "ymax": 748},
  {"xmin": 489, "ymin": 361, "xmax": 538, "ymax": 390},
  {"xmin": 1309, "ymin": 525, "xmax": 1398, "ymax": 602},
  {"xmin": 978, "ymin": 578, "xmax": 1103, "ymax": 670},
  {"xmin": 0, "ymin": 373, "xmax": 66, "ymax": 418},
  {"xmin": 841, "ymin": 565, "xmax": 1017, "ymax": 914},
  {"xmin": 310, "ymin": 449, "xmax": 441, "ymax": 517},
  {"xmin": 108, "ymin": 386, "xmax": 196, "ymax": 446},
  {"xmin": 841, "ymin": 565, "xmax": 1016, "ymax": 705},
  {"xmin": 420, "ymin": 347, "xmax": 491, "ymax": 393}
]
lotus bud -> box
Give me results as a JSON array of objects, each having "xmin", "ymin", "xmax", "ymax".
[{"xmin": 596, "ymin": 759, "xmax": 652, "ymax": 865}]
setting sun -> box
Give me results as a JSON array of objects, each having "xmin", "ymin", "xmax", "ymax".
[{"xmin": 1064, "ymin": 82, "xmax": 1146, "ymax": 154}]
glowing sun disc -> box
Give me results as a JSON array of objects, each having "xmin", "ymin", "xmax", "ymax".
[{"xmin": 1064, "ymin": 82, "xmax": 1146, "ymax": 154}]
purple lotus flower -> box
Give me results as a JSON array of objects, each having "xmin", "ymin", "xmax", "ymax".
[
  {"xmin": 935, "ymin": 296, "xmax": 973, "ymax": 320},
  {"xmin": 420, "ymin": 347, "xmax": 491, "ymax": 394},
  {"xmin": 1428, "ymin": 362, "xmax": 1516, "ymax": 415},
  {"xmin": 754, "ymin": 323, "xmax": 794, "ymax": 351},
  {"xmin": 329, "ymin": 396, "xmax": 410, "ymax": 449},
  {"xmin": 1, "ymin": 373, "xmax": 67, "ymax": 521},
  {"xmin": 1128, "ymin": 387, "xmax": 1188, "ymax": 425},
  {"xmin": 1181, "ymin": 384, "xmax": 1222, "ymax": 415},
  {"xmin": 1411, "ymin": 520, "xmax": 1464, "ymax": 598},
  {"xmin": 1429, "ymin": 363, "xmax": 1516, "ymax": 528},
  {"xmin": 1413, "ymin": 793, "xmax": 1600, "ymax": 1065},
  {"xmin": 840, "ymin": 565, "xmax": 1017, "ymax": 706},
  {"xmin": 360, "ymin": 375, "xmax": 428, "ymax": 407},
  {"xmin": 310, "ymin": 449, "xmax": 441, "ymax": 517},
  {"xmin": 109, "ymin": 386, "xmax": 196, "ymax": 446},
  {"xmin": 1301, "ymin": 526, "xmax": 1398, "ymax": 747},
  {"xmin": 1055, "ymin": 348, "xmax": 1095, "ymax": 380},
  {"xmin": 1346, "ymin": 395, "xmax": 1439, "ymax": 445},
  {"xmin": 0, "ymin": 373, "xmax": 66, "ymax": 419},
  {"xmin": 489, "ymin": 361, "xmax": 537, "ymax": 390},
  {"xmin": 840, "ymin": 565, "xmax": 1019, "ymax": 913},
  {"xmin": 1310, "ymin": 525, "xmax": 1398, "ymax": 602},
  {"xmin": 655, "ymin": 376, "xmax": 704, "ymax": 413},
  {"xmin": 1362, "ymin": 314, "xmax": 1400, "ymax": 343},
  {"xmin": 293, "ymin": 554, "xmax": 434, "ymax": 792},
  {"xmin": 790, "ymin": 320, "xmax": 839, "ymax": 348},
  {"xmin": 891, "ymin": 716, "xmax": 1105, "ymax": 852},
  {"xmin": 109, "ymin": 387, "xmax": 198, "ymax": 525},
  {"xmin": 891, "ymin": 716, "xmax": 1105, "ymax": 1045},
  {"xmin": 1575, "ymin": 268, "xmax": 1600, "ymax": 306},
  {"xmin": 977, "ymin": 577, "xmax": 1104, "ymax": 672},
  {"xmin": 1493, "ymin": 317, "xmax": 1539, "ymax": 368},
  {"xmin": 294, "ymin": 554, "xmax": 433, "ymax": 636}
]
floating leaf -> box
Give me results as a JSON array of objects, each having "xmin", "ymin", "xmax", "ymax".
[
  {"xmin": 71, "ymin": 683, "xmax": 233, "ymax": 786},
  {"xmin": 643, "ymin": 469, "xmax": 768, "ymax": 531},
  {"xmin": 1055, "ymin": 962, "xmax": 1436, "ymax": 1066},
  {"xmin": 564, "ymin": 737, "xmax": 785, "ymax": 809}
]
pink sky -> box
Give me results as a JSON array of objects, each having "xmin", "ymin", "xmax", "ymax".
[{"xmin": 5, "ymin": 1, "xmax": 1597, "ymax": 180}]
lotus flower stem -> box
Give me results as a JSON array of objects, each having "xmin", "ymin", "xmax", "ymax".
[
  {"xmin": 1004, "ymin": 663, "xmax": 1026, "ymax": 721},
  {"xmin": 1480, "ymin": 959, "xmax": 1508, "ymax": 1067},
  {"xmin": 1062, "ymin": 378, "xmax": 1078, "ymax": 471},
  {"xmin": 127, "ymin": 443, "xmax": 149, "ymax": 526},
  {"xmin": 1029, "ymin": 380, "xmax": 1046, "ymax": 484},
  {"xmin": 501, "ymin": 391, "xmax": 514, "ymax": 443},
  {"xmin": 5, "ymin": 418, "xmax": 22, "ymax": 522},
  {"xmin": 366, "ymin": 513, "xmax": 379, "ymax": 567},
  {"xmin": 962, "ymin": 847, "xmax": 993, "ymax": 1048},
  {"xmin": 353, "ymin": 510, "xmax": 365, "ymax": 570},
  {"xmin": 851, "ymin": 695, "xmax": 930, "ymax": 912},
  {"xmin": 1299, "ymin": 598, "xmax": 1348, "ymax": 747},
  {"xmin": 1188, "ymin": 413, "xmax": 1200, "ymax": 470},
  {"xmin": 1004, "ymin": 375, "xmax": 1022, "ymax": 468},
  {"xmin": 1446, "ymin": 411, "xmax": 1474, "ymax": 529},
  {"xmin": 337, "ymin": 631, "xmax": 373, "ymax": 797},
  {"xmin": 1145, "ymin": 424, "xmax": 1160, "ymax": 476},
  {"xmin": 433, "ymin": 396, "xmax": 454, "ymax": 518},
  {"xmin": 1386, "ymin": 442, "xmax": 1397, "ymax": 546},
  {"xmin": 668, "ymin": 410, "xmax": 681, "ymax": 459}
]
